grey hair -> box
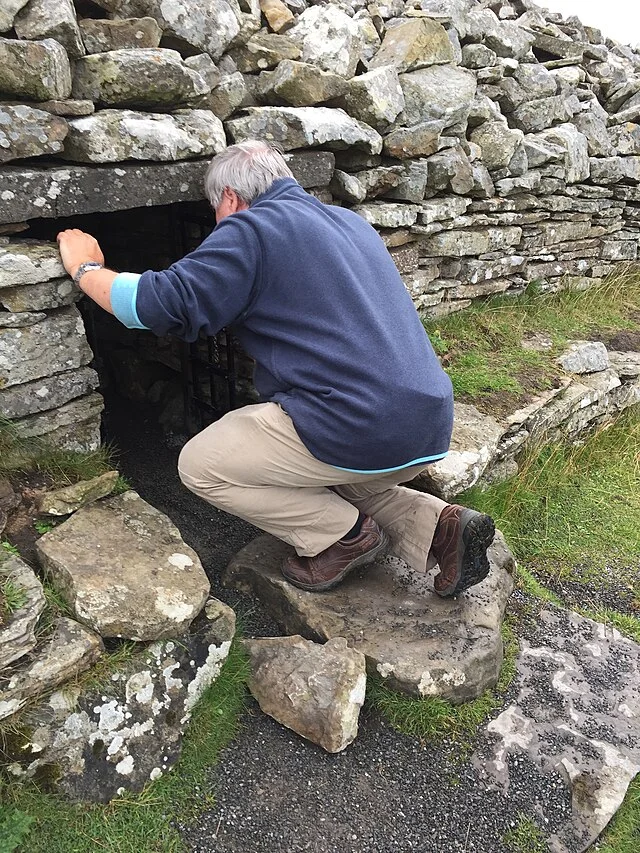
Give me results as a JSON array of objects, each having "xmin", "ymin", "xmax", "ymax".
[{"xmin": 204, "ymin": 140, "xmax": 296, "ymax": 209}]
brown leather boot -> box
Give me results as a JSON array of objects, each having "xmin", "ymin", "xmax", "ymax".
[
  {"xmin": 430, "ymin": 504, "xmax": 495, "ymax": 597},
  {"xmin": 282, "ymin": 516, "xmax": 389, "ymax": 592}
]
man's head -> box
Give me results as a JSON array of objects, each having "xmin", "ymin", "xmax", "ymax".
[{"xmin": 205, "ymin": 140, "xmax": 296, "ymax": 222}]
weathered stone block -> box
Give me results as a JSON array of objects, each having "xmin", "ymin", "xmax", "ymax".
[
  {"xmin": 288, "ymin": 6, "xmax": 362, "ymax": 78},
  {"xmin": 383, "ymin": 121, "xmax": 443, "ymax": 160},
  {"xmin": 557, "ymin": 341, "xmax": 610, "ymax": 374},
  {"xmin": 229, "ymin": 32, "xmax": 300, "ymax": 73},
  {"xmin": 399, "ymin": 65, "xmax": 476, "ymax": 129},
  {"xmin": 117, "ymin": 0, "xmax": 242, "ymax": 60},
  {"xmin": 0, "ymin": 367, "xmax": 99, "ymax": 420},
  {"xmin": 0, "ymin": 0, "xmax": 29, "ymax": 33},
  {"xmin": 79, "ymin": 17, "xmax": 163, "ymax": 53},
  {"xmin": 536, "ymin": 124, "xmax": 590, "ymax": 183},
  {"xmin": 0, "ymin": 105, "xmax": 68, "ymax": 164},
  {"xmin": 419, "ymin": 226, "xmax": 522, "ymax": 257},
  {"xmin": 244, "ymin": 635, "xmax": 366, "ymax": 753},
  {"xmin": 257, "ymin": 60, "xmax": 347, "ymax": 107},
  {"xmin": 352, "ymin": 202, "xmax": 421, "ymax": 228},
  {"xmin": 37, "ymin": 491, "xmax": 211, "ymax": 641},
  {"xmin": 0, "ymin": 37, "xmax": 71, "ymax": 101},
  {"xmin": 14, "ymin": 0, "xmax": 84, "ymax": 59},
  {"xmin": 0, "ymin": 554, "xmax": 45, "ymax": 672},
  {"xmin": 205, "ymin": 72, "xmax": 246, "ymax": 121},
  {"xmin": 0, "ymin": 277, "xmax": 81, "ymax": 312},
  {"xmin": 11, "ymin": 392, "xmax": 104, "ymax": 452},
  {"xmin": 62, "ymin": 109, "xmax": 226, "ymax": 164},
  {"xmin": 72, "ymin": 49, "xmax": 210, "ymax": 109},
  {"xmin": 283, "ymin": 150, "xmax": 335, "ymax": 188},
  {"xmin": 369, "ymin": 17, "xmax": 453, "ymax": 73},
  {"xmin": 341, "ymin": 66, "xmax": 404, "ymax": 131},
  {"xmin": 259, "ymin": 0, "xmax": 294, "ymax": 33},
  {"xmin": 226, "ymin": 106, "xmax": 382, "ymax": 153},
  {"xmin": 484, "ymin": 21, "xmax": 534, "ymax": 59}
]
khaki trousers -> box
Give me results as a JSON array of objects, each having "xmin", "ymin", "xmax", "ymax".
[{"xmin": 178, "ymin": 402, "xmax": 448, "ymax": 571}]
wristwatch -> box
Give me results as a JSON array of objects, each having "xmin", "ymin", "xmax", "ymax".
[{"xmin": 73, "ymin": 261, "xmax": 104, "ymax": 286}]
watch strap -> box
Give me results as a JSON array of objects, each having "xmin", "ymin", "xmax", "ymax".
[{"xmin": 73, "ymin": 261, "xmax": 104, "ymax": 286}]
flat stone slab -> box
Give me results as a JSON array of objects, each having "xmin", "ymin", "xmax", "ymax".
[
  {"xmin": 474, "ymin": 607, "xmax": 640, "ymax": 853},
  {"xmin": 36, "ymin": 491, "xmax": 211, "ymax": 641},
  {"xmin": 0, "ymin": 617, "xmax": 103, "ymax": 721},
  {"xmin": 222, "ymin": 531, "xmax": 515, "ymax": 701},
  {"xmin": 0, "ymin": 553, "xmax": 46, "ymax": 672},
  {"xmin": 38, "ymin": 470, "xmax": 119, "ymax": 516}
]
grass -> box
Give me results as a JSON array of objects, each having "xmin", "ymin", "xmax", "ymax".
[
  {"xmin": 0, "ymin": 417, "xmax": 118, "ymax": 488},
  {"xmin": 0, "ymin": 639, "xmax": 250, "ymax": 853},
  {"xmin": 593, "ymin": 775, "xmax": 640, "ymax": 853},
  {"xmin": 503, "ymin": 813, "xmax": 549, "ymax": 853},
  {"xmin": 424, "ymin": 269, "xmax": 640, "ymax": 412},
  {"xmin": 366, "ymin": 618, "xmax": 519, "ymax": 745}
]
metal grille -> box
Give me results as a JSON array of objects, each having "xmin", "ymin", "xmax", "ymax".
[{"xmin": 172, "ymin": 205, "xmax": 238, "ymax": 434}]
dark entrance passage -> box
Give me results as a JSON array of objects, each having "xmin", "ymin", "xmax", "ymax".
[{"xmin": 25, "ymin": 201, "xmax": 251, "ymax": 439}]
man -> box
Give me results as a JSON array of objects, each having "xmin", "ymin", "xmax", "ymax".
[{"xmin": 57, "ymin": 140, "xmax": 495, "ymax": 595}]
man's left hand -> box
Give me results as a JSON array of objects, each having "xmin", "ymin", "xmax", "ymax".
[{"xmin": 57, "ymin": 229, "xmax": 105, "ymax": 278}]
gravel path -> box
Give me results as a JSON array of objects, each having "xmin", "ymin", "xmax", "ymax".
[{"xmin": 105, "ymin": 398, "xmax": 576, "ymax": 853}]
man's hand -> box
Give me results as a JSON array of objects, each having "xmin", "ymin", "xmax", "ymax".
[{"xmin": 57, "ymin": 229, "xmax": 105, "ymax": 279}]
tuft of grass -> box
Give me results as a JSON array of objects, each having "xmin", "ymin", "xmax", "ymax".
[
  {"xmin": 0, "ymin": 417, "xmax": 119, "ymax": 488},
  {"xmin": 424, "ymin": 269, "xmax": 640, "ymax": 411},
  {"xmin": 593, "ymin": 774, "xmax": 640, "ymax": 853},
  {"xmin": 367, "ymin": 618, "xmax": 519, "ymax": 745},
  {"xmin": 463, "ymin": 408, "xmax": 640, "ymax": 578},
  {"xmin": 0, "ymin": 639, "xmax": 250, "ymax": 853},
  {"xmin": 0, "ymin": 577, "xmax": 28, "ymax": 615},
  {"xmin": 111, "ymin": 475, "xmax": 133, "ymax": 496},
  {"xmin": 33, "ymin": 520, "xmax": 55, "ymax": 535},
  {"xmin": 515, "ymin": 565, "xmax": 563, "ymax": 606},
  {"xmin": 503, "ymin": 813, "xmax": 549, "ymax": 853},
  {"xmin": 0, "ymin": 541, "xmax": 20, "ymax": 559},
  {"xmin": 578, "ymin": 608, "xmax": 640, "ymax": 644}
]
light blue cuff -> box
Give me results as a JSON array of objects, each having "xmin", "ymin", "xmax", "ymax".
[
  {"xmin": 110, "ymin": 272, "xmax": 149, "ymax": 330},
  {"xmin": 334, "ymin": 452, "xmax": 448, "ymax": 475}
]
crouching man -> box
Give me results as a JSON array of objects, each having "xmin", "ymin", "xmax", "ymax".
[{"xmin": 57, "ymin": 140, "xmax": 495, "ymax": 595}]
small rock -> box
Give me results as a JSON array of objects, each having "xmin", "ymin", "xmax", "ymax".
[
  {"xmin": 78, "ymin": 18, "xmax": 163, "ymax": 53},
  {"xmin": 341, "ymin": 66, "xmax": 404, "ymax": 131},
  {"xmin": 0, "ymin": 553, "xmax": 46, "ymax": 671},
  {"xmin": 370, "ymin": 17, "xmax": 453, "ymax": 73},
  {"xmin": 244, "ymin": 635, "xmax": 366, "ymax": 753},
  {"xmin": 0, "ymin": 105, "xmax": 68, "ymax": 164},
  {"xmin": 230, "ymin": 32, "xmax": 300, "ymax": 73},
  {"xmin": 205, "ymin": 73, "xmax": 246, "ymax": 120},
  {"xmin": 259, "ymin": 0, "xmax": 295, "ymax": 33},
  {"xmin": 287, "ymin": 5, "xmax": 362, "ymax": 78},
  {"xmin": 14, "ymin": 0, "xmax": 84, "ymax": 58},
  {"xmin": 38, "ymin": 471, "xmax": 120, "ymax": 516},
  {"xmin": 557, "ymin": 341, "xmax": 610, "ymax": 374},
  {"xmin": 383, "ymin": 121, "xmax": 443, "ymax": 159},
  {"xmin": 257, "ymin": 60, "xmax": 347, "ymax": 107},
  {"xmin": 0, "ymin": 36, "xmax": 71, "ymax": 101}
]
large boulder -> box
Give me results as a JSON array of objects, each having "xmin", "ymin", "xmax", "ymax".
[
  {"xmin": 0, "ymin": 105, "xmax": 68, "ymax": 164},
  {"xmin": 72, "ymin": 49, "xmax": 210, "ymax": 109},
  {"xmin": 62, "ymin": 109, "xmax": 226, "ymax": 163},
  {"xmin": 0, "ymin": 37, "xmax": 71, "ymax": 101},
  {"xmin": 244, "ymin": 635, "xmax": 366, "ymax": 753},
  {"xmin": 226, "ymin": 106, "xmax": 382, "ymax": 153},
  {"xmin": 222, "ymin": 532, "xmax": 515, "ymax": 701},
  {"xmin": 287, "ymin": 6, "xmax": 362, "ymax": 78},
  {"xmin": 36, "ymin": 491, "xmax": 211, "ymax": 641}
]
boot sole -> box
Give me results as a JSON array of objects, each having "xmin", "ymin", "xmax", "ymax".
[
  {"xmin": 440, "ymin": 513, "xmax": 496, "ymax": 597},
  {"xmin": 284, "ymin": 531, "xmax": 390, "ymax": 593}
]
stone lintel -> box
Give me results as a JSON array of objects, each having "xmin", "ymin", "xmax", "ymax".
[{"xmin": 0, "ymin": 153, "xmax": 335, "ymax": 225}]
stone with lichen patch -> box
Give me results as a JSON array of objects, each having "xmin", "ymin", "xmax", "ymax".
[
  {"xmin": 79, "ymin": 18, "xmax": 162, "ymax": 53},
  {"xmin": 38, "ymin": 471, "xmax": 120, "ymax": 516},
  {"xmin": 0, "ymin": 37, "xmax": 71, "ymax": 101},
  {"xmin": 0, "ymin": 105, "xmax": 68, "ymax": 165},
  {"xmin": 287, "ymin": 5, "xmax": 362, "ymax": 78},
  {"xmin": 62, "ymin": 109, "xmax": 226, "ymax": 164},
  {"xmin": 4, "ymin": 602, "xmax": 235, "ymax": 801},
  {"xmin": 36, "ymin": 491, "xmax": 211, "ymax": 641},
  {"xmin": 14, "ymin": 0, "xmax": 85, "ymax": 59},
  {"xmin": 370, "ymin": 17, "xmax": 453, "ymax": 73},
  {"xmin": 72, "ymin": 49, "xmax": 210, "ymax": 109}
]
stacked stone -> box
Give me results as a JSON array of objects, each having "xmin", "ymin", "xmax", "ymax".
[
  {"xmin": 1, "ymin": 0, "xmax": 640, "ymax": 446},
  {"xmin": 0, "ymin": 241, "xmax": 102, "ymax": 449}
]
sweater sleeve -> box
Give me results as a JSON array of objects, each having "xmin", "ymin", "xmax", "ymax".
[{"xmin": 134, "ymin": 215, "xmax": 261, "ymax": 342}]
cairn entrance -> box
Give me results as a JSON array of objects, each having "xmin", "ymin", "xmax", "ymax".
[{"xmin": 18, "ymin": 201, "xmax": 249, "ymax": 443}]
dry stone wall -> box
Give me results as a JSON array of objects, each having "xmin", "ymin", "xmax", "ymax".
[{"xmin": 1, "ymin": 0, "xmax": 640, "ymax": 452}]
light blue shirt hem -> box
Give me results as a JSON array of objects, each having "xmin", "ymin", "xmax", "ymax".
[
  {"xmin": 111, "ymin": 272, "xmax": 149, "ymax": 330},
  {"xmin": 333, "ymin": 452, "xmax": 448, "ymax": 475}
]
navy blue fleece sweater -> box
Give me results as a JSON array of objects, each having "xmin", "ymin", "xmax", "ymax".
[{"xmin": 134, "ymin": 178, "xmax": 453, "ymax": 471}]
